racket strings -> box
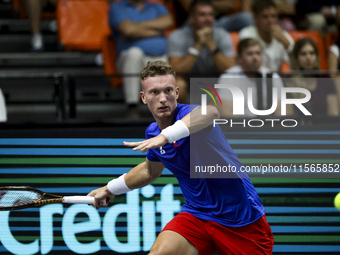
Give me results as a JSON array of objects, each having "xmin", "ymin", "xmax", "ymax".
[{"xmin": 0, "ymin": 190, "xmax": 41, "ymax": 207}]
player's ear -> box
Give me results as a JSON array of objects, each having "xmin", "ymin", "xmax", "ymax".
[
  {"xmin": 175, "ymin": 86, "xmax": 179, "ymax": 100},
  {"xmin": 140, "ymin": 90, "xmax": 147, "ymax": 104}
]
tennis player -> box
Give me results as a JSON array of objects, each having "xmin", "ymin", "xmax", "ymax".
[{"xmin": 87, "ymin": 60, "xmax": 274, "ymax": 254}]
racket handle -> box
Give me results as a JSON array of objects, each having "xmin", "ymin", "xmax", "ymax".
[{"xmin": 63, "ymin": 196, "xmax": 94, "ymax": 204}]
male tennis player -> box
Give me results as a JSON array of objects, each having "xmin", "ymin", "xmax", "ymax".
[{"xmin": 87, "ymin": 61, "xmax": 274, "ymax": 254}]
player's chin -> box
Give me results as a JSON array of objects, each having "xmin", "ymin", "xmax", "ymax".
[{"xmin": 155, "ymin": 111, "xmax": 171, "ymax": 119}]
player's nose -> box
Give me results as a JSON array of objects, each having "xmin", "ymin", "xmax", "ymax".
[{"xmin": 159, "ymin": 92, "xmax": 167, "ymax": 102}]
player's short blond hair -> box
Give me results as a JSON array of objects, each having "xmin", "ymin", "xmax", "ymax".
[{"xmin": 140, "ymin": 60, "xmax": 176, "ymax": 81}]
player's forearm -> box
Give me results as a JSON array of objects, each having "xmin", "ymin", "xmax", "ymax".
[
  {"xmin": 124, "ymin": 161, "xmax": 155, "ymax": 189},
  {"xmin": 161, "ymin": 106, "xmax": 219, "ymax": 144},
  {"xmin": 182, "ymin": 105, "xmax": 220, "ymax": 134},
  {"xmin": 218, "ymin": 100, "xmax": 233, "ymax": 117}
]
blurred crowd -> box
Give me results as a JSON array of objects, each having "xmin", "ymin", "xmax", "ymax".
[
  {"xmin": 1, "ymin": 0, "xmax": 340, "ymax": 121},
  {"xmin": 105, "ymin": 0, "xmax": 340, "ymax": 118}
]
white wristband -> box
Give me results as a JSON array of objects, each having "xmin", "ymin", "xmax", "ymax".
[
  {"xmin": 107, "ymin": 174, "xmax": 132, "ymax": 195},
  {"xmin": 161, "ymin": 120, "xmax": 190, "ymax": 144},
  {"xmin": 188, "ymin": 47, "xmax": 200, "ymax": 56}
]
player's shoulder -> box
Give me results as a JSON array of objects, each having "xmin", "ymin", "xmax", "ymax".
[
  {"xmin": 145, "ymin": 122, "xmax": 160, "ymax": 139},
  {"xmin": 175, "ymin": 103, "xmax": 198, "ymax": 119}
]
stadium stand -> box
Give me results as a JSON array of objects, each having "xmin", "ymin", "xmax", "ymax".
[
  {"xmin": 0, "ymin": 0, "xmax": 128, "ymax": 122},
  {"xmin": 12, "ymin": 0, "xmax": 56, "ymax": 19}
]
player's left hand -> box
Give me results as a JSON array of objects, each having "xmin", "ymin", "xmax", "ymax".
[
  {"xmin": 124, "ymin": 134, "xmax": 168, "ymax": 152},
  {"xmin": 87, "ymin": 186, "xmax": 115, "ymax": 209}
]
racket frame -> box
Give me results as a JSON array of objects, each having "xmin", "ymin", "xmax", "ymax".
[{"xmin": 0, "ymin": 186, "xmax": 63, "ymax": 211}]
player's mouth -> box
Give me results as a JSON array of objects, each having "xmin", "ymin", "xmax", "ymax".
[{"xmin": 158, "ymin": 106, "xmax": 169, "ymax": 112}]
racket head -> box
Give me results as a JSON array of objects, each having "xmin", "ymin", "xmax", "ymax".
[{"xmin": 0, "ymin": 186, "xmax": 48, "ymax": 211}]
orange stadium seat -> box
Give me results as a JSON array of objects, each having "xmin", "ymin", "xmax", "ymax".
[
  {"xmin": 57, "ymin": 0, "xmax": 111, "ymax": 51},
  {"xmin": 229, "ymin": 32, "xmax": 239, "ymax": 53}
]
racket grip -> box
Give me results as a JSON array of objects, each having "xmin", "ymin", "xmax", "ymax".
[{"xmin": 63, "ymin": 196, "xmax": 94, "ymax": 204}]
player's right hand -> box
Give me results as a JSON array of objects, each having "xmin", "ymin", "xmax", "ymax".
[
  {"xmin": 124, "ymin": 134, "xmax": 168, "ymax": 152},
  {"xmin": 87, "ymin": 186, "xmax": 115, "ymax": 209}
]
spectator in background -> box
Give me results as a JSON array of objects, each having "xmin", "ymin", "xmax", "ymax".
[
  {"xmin": 214, "ymin": 0, "xmax": 254, "ymax": 32},
  {"xmin": 176, "ymin": 0, "xmax": 254, "ymax": 31},
  {"xmin": 109, "ymin": 0, "xmax": 173, "ymax": 117},
  {"xmin": 217, "ymin": 38, "xmax": 286, "ymax": 117},
  {"xmin": 167, "ymin": 0, "xmax": 236, "ymax": 103},
  {"xmin": 290, "ymin": 38, "xmax": 339, "ymax": 117},
  {"xmin": 296, "ymin": 0, "xmax": 339, "ymax": 36},
  {"xmin": 239, "ymin": 0, "xmax": 294, "ymax": 72},
  {"xmin": 25, "ymin": 0, "xmax": 58, "ymax": 52}
]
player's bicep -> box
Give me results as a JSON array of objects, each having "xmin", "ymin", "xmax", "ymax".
[{"xmin": 146, "ymin": 158, "xmax": 164, "ymax": 180}]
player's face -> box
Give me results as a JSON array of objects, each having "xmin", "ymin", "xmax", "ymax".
[
  {"xmin": 298, "ymin": 44, "xmax": 318, "ymax": 70},
  {"xmin": 190, "ymin": 4, "xmax": 214, "ymax": 29},
  {"xmin": 238, "ymin": 44, "xmax": 262, "ymax": 72},
  {"xmin": 255, "ymin": 7, "xmax": 278, "ymax": 34},
  {"xmin": 141, "ymin": 74, "xmax": 179, "ymax": 120}
]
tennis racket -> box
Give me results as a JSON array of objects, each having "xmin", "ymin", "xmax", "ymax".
[{"xmin": 0, "ymin": 186, "xmax": 95, "ymax": 211}]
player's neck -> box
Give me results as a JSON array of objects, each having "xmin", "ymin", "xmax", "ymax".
[{"xmin": 155, "ymin": 115, "xmax": 174, "ymax": 131}]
